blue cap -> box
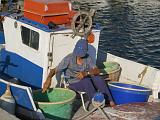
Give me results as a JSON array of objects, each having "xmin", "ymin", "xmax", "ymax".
[{"xmin": 73, "ymin": 39, "xmax": 88, "ymax": 57}]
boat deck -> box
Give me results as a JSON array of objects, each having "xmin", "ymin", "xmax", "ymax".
[
  {"xmin": 1, "ymin": 74, "xmax": 160, "ymax": 120},
  {"xmin": 72, "ymin": 101, "xmax": 160, "ymax": 120}
]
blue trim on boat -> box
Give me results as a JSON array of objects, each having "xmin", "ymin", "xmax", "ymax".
[
  {"xmin": 19, "ymin": 17, "xmax": 53, "ymax": 32},
  {"xmin": 0, "ymin": 32, "xmax": 5, "ymax": 44},
  {"xmin": 0, "ymin": 49, "xmax": 43, "ymax": 88}
]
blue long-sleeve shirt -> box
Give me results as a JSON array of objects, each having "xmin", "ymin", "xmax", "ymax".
[{"xmin": 56, "ymin": 53, "xmax": 96, "ymax": 84}]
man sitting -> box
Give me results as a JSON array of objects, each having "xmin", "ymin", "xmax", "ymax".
[{"xmin": 42, "ymin": 39, "xmax": 115, "ymax": 107}]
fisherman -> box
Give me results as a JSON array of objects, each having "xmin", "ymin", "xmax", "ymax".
[{"xmin": 42, "ymin": 39, "xmax": 115, "ymax": 107}]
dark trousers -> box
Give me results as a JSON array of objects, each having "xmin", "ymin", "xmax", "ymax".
[{"xmin": 69, "ymin": 76, "xmax": 113, "ymax": 101}]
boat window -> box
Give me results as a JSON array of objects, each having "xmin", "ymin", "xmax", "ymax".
[{"xmin": 21, "ymin": 26, "xmax": 39, "ymax": 50}]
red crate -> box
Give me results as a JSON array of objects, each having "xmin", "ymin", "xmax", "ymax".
[{"xmin": 24, "ymin": 0, "xmax": 76, "ymax": 25}]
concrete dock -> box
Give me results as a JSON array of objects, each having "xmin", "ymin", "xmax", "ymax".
[{"xmin": 0, "ymin": 108, "xmax": 20, "ymax": 120}]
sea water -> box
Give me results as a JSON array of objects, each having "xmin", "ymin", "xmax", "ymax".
[{"xmin": 73, "ymin": 0, "xmax": 160, "ymax": 69}]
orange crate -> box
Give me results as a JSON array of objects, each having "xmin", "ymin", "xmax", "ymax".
[{"xmin": 24, "ymin": 0, "xmax": 76, "ymax": 25}]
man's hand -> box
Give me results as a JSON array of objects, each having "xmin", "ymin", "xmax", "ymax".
[
  {"xmin": 42, "ymin": 77, "xmax": 52, "ymax": 93},
  {"xmin": 42, "ymin": 68, "xmax": 56, "ymax": 93},
  {"xmin": 76, "ymin": 71, "xmax": 87, "ymax": 80},
  {"xmin": 89, "ymin": 67, "xmax": 100, "ymax": 76}
]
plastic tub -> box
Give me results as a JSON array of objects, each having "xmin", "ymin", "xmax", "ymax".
[
  {"xmin": 103, "ymin": 61, "xmax": 121, "ymax": 81},
  {"xmin": 33, "ymin": 88, "xmax": 76, "ymax": 120},
  {"xmin": 108, "ymin": 82, "xmax": 151, "ymax": 105}
]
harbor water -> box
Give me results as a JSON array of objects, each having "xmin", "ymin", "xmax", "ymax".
[{"xmin": 73, "ymin": 0, "xmax": 160, "ymax": 69}]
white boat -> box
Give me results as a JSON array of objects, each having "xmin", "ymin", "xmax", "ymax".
[
  {"xmin": 0, "ymin": 0, "xmax": 160, "ymax": 119},
  {"xmin": 97, "ymin": 50, "xmax": 160, "ymax": 101}
]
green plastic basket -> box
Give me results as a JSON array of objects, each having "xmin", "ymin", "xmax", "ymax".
[
  {"xmin": 33, "ymin": 88, "xmax": 76, "ymax": 120},
  {"xmin": 103, "ymin": 61, "xmax": 121, "ymax": 81},
  {"xmin": 103, "ymin": 61, "xmax": 120, "ymax": 74}
]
